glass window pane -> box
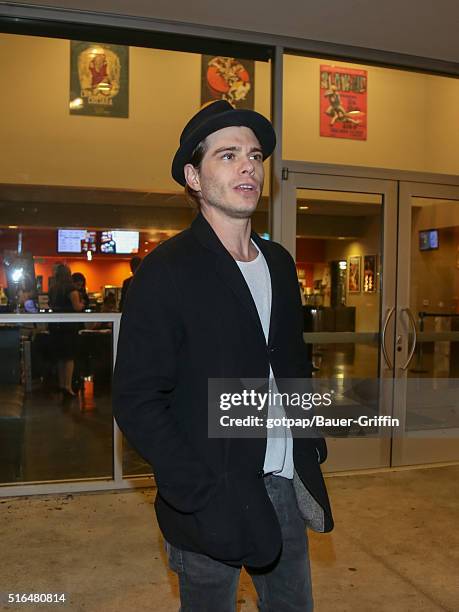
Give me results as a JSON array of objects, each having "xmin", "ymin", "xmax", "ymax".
[
  {"xmin": 0, "ymin": 321, "xmax": 114, "ymax": 484},
  {"xmin": 296, "ymin": 188, "xmax": 383, "ymax": 380},
  {"xmin": 408, "ymin": 197, "xmax": 459, "ymax": 381}
]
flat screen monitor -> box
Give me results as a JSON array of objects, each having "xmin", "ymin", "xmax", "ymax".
[
  {"xmin": 58, "ymin": 229, "xmax": 97, "ymax": 253},
  {"xmin": 419, "ymin": 229, "xmax": 439, "ymax": 251},
  {"xmin": 100, "ymin": 230, "xmax": 139, "ymax": 254}
]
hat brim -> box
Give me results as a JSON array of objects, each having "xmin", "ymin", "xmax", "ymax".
[{"xmin": 171, "ymin": 109, "xmax": 276, "ymax": 187}]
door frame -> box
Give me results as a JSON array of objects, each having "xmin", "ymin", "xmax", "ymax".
[
  {"xmin": 392, "ymin": 181, "xmax": 459, "ymax": 466},
  {"xmin": 278, "ymin": 161, "xmax": 459, "ymax": 471},
  {"xmin": 280, "ymin": 166, "xmax": 398, "ymax": 471}
]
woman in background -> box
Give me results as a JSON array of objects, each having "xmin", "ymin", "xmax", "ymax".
[
  {"xmin": 71, "ymin": 272, "xmax": 90, "ymax": 310},
  {"xmin": 48, "ymin": 264, "xmax": 85, "ymax": 397}
]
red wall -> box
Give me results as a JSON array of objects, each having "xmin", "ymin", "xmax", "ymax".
[
  {"xmin": 0, "ymin": 228, "xmax": 156, "ymax": 292},
  {"xmin": 296, "ymin": 238, "xmax": 326, "ymax": 262},
  {"xmin": 295, "ymin": 238, "xmax": 326, "ymax": 289}
]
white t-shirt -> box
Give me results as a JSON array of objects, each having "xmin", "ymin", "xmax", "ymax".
[{"xmin": 236, "ymin": 241, "xmax": 293, "ymax": 479}]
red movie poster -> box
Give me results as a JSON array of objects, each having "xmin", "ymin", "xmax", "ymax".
[{"xmin": 320, "ymin": 65, "xmax": 367, "ymax": 140}]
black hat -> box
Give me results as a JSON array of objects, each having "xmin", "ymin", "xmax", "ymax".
[{"xmin": 171, "ymin": 100, "xmax": 276, "ymax": 186}]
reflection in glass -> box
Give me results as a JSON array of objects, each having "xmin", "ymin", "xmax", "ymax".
[{"xmin": 0, "ymin": 322, "xmax": 114, "ymax": 484}]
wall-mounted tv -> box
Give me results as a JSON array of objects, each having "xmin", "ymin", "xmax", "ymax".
[
  {"xmin": 100, "ymin": 230, "xmax": 139, "ymax": 254},
  {"xmin": 419, "ymin": 229, "xmax": 439, "ymax": 251},
  {"xmin": 57, "ymin": 229, "xmax": 97, "ymax": 253}
]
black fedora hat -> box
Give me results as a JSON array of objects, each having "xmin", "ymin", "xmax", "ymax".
[{"xmin": 171, "ymin": 100, "xmax": 276, "ymax": 186}]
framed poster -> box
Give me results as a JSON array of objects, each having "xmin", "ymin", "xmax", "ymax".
[
  {"xmin": 320, "ymin": 65, "xmax": 367, "ymax": 140},
  {"xmin": 201, "ymin": 55, "xmax": 254, "ymax": 109},
  {"xmin": 70, "ymin": 41, "xmax": 129, "ymax": 117},
  {"xmin": 363, "ymin": 255, "xmax": 377, "ymax": 293},
  {"xmin": 348, "ymin": 256, "xmax": 361, "ymax": 293}
]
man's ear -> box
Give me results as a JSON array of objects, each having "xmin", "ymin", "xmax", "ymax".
[{"xmin": 184, "ymin": 164, "xmax": 201, "ymax": 192}]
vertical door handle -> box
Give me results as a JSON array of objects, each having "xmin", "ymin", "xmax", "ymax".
[
  {"xmin": 400, "ymin": 308, "xmax": 417, "ymax": 370},
  {"xmin": 381, "ymin": 307, "xmax": 395, "ymax": 369}
]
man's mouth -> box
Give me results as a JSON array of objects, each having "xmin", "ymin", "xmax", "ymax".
[{"xmin": 234, "ymin": 183, "xmax": 258, "ymax": 192}]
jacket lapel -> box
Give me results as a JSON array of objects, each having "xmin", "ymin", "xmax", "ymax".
[{"xmin": 191, "ymin": 213, "xmax": 266, "ymax": 341}]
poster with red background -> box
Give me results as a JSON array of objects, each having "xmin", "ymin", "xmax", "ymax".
[
  {"xmin": 201, "ymin": 55, "xmax": 254, "ymax": 110},
  {"xmin": 320, "ymin": 65, "xmax": 367, "ymax": 140}
]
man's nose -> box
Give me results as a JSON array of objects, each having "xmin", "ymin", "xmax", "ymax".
[{"xmin": 240, "ymin": 158, "xmax": 255, "ymax": 175}]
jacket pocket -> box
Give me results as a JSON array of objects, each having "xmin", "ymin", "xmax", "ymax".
[
  {"xmin": 193, "ymin": 470, "xmax": 249, "ymax": 562},
  {"xmin": 193, "ymin": 470, "xmax": 283, "ymax": 567}
]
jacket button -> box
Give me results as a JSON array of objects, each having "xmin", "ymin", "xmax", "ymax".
[
  {"xmin": 269, "ymin": 347, "xmax": 275, "ymax": 353},
  {"xmin": 257, "ymin": 470, "xmax": 264, "ymax": 478}
]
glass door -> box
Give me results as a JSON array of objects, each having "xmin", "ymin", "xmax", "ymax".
[
  {"xmin": 392, "ymin": 182, "xmax": 459, "ymax": 466},
  {"xmin": 281, "ymin": 171, "xmax": 398, "ymax": 471}
]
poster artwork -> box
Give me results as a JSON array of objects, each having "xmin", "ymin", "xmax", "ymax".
[
  {"xmin": 69, "ymin": 41, "xmax": 129, "ymax": 117},
  {"xmin": 320, "ymin": 65, "xmax": 367, "ymax": 140},
  {"xmin": 348, "ymin": 256, "xmax": 361, "ymax": 293},
  {"xmin": 201, "ymin": 55, "xmax": 254, "ymax": 109},
  {"xmin": 363, "ymin": 255, "xmax": 377, "ymax": 293}
]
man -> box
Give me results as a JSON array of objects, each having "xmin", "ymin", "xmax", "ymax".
[
  {"xmin": 119, "ymin": 255, "xmax": 142, "ymax": 311},
  {"xmin": 113, "ymin": 101, "xmax": 333, "ymax": 611}
]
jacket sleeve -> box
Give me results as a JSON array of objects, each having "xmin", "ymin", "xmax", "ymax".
[{"xmin": 113, "ymin": 255, "xmax": 217, "ymax": 513}]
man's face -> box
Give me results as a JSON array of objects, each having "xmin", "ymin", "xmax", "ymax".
[{"xmin": 186, "ymin": 126, "xmax": 264, "ymax": 219}]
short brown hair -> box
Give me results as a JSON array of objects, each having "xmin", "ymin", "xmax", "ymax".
[{"xmin": 184, "ymin": 139, "xmax": 208, "ymax": 210}]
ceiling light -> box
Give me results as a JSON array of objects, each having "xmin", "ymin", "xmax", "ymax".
[{"xmin": 12, "ymin": 268, "xmax": 24, "ymax": 282}]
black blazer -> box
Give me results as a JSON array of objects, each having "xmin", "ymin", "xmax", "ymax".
[
  {"xmin": 119, "ymin": 276, "xmax": 132, "ymax": 312},
  {"xmin": 113, "ymin": 213, "xmax": 333, "ymax": 567}
]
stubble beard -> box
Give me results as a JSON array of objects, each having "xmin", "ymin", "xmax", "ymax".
[{"xmin": 200, "ymin": 182, "xmax": 261, "ymax": 220}]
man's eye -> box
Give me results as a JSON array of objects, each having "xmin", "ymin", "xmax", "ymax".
[
  {"xmin": 251, "ymin": 154, "xmax": 263, "ymax": 161},
  {"xmin": 222, "ymin": 152, "xmax": 234, "ymax": 160}
]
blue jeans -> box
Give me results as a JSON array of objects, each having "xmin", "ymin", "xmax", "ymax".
[{"xmin": 165, "ymin": 475, "xmax": 313, "ymax": 611}]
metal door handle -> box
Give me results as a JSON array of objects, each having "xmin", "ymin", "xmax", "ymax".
[
  {"xmin": 381, "ymin": 307, "xmax": 395, "ymax": 369},
  {"xmin": 400, "ymin": 307, "xmax": 417, "ymax": 370}
]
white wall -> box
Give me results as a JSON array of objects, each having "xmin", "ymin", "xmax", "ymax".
[{"xmin": 283, "ymin": 56, "xmax": 459, "ymax": 176}]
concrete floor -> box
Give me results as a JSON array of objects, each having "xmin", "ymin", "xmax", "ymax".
[{"xmin": 1, "ymin": 465, "xmax": 458, "ymax": 612}]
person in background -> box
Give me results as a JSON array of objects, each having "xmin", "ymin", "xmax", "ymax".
[
  {"xmin": 72, "ymin": 272, "xmax": 90, "ymax": 310},
  {"xmin": 119, "ymin": 256, "xmax": 142, "ymax": 311},
  {"xmin": 48, "ymin": 263, "xmax": 85, "ymax": 397},
  {"xmin": 102, "ymin": 292, "xmax": 117, "ymax": 313},
  {"xmin": 86, "ymin": 292, "xmax": 117, "ymax": 333}
]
